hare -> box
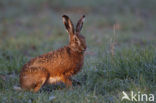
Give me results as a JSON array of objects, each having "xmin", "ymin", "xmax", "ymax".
[{"xmin": 20, "ymin": 15, "xmax": 86, "ymax": 92}]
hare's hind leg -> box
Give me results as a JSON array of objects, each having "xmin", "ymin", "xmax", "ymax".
[
  {"xmin": 31, "ymin": 67, "xmax": 49, "ymax": 92},
  {"xmin": 33, "ymin": 77, "xmax": 47, "ymax": 92},
  {"xmin": 20, "ymin": 67, "xmax": 49, "ymax": 92}
]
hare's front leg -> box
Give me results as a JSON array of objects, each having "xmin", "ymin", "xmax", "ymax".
[{"xmin": 61, "ymin": 76, "xmax": 72, "ymax": 87}]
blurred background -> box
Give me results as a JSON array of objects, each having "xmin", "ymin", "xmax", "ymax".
[
  {"xmin": 0, "ymin": 0, "xmax": 156, "ymax": 102},
  {"xmin": 0, "ymin": 0, "xmax": 156, "ymax": 52}
]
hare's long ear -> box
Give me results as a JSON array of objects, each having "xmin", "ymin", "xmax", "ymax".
[
  {"xmin": 62, "ymin": 15, "xmax": 74, "ymax": 37},
  {"xmin": 76, "ymin": 15, "xmax": 85, "ymax": 33}
]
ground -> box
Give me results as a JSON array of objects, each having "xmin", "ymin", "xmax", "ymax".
[{"xmin": 0, "ymin": 0, "xmax": 156, "ymax": 103}]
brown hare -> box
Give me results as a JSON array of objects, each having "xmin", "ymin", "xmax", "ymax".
[{"xmin": 20, "ymin": 15, "xmax": 87, "ymax": 92}]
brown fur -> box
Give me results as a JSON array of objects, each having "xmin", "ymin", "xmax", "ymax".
[{"xmin": 20, "ymin": 15, "xmax": 86, "ymax": 92}]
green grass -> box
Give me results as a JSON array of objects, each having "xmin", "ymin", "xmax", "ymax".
[{"xmin": 0, "ymin": 0, "xmax": 156, "ymax": 103}]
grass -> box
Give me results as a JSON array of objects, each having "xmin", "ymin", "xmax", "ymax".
[{"xmin": 0, "ymin": 0, "xmax": 156, "ymax": 103}]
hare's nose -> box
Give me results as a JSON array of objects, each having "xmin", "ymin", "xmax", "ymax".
[
  {"xmin": 83, "ymin": 47, "xmax": 86, "ymax": 51},
  {"xmin": 84, "ymin": 46, "xmax": 87, "ymax": 50}
]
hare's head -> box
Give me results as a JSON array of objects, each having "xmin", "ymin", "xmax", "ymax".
[{"xmin": 62, "ymin": 15, "xmax": 86, "ymax": 53}]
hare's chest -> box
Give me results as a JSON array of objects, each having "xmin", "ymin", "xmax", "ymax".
[
  {"xmin": 68, "ymin": 54, "xmax": 83, "ymax": 65},
  {"xmin": 69, "ymin": 55, "xmax": 84, "ymax": 70}
]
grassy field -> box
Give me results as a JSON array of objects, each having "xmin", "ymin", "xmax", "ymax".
[{"xmin": 0, "ymin": 0, "xmax": 156, "ymax": 103}]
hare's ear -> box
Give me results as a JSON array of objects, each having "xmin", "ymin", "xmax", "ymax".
[
  {"xmin": 76, "ymin": 15, "xmax": 85, "ymax": 33},
  {"xmin": 62, "ymin": 15, "xmax": 74, "ymax": 36}
]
